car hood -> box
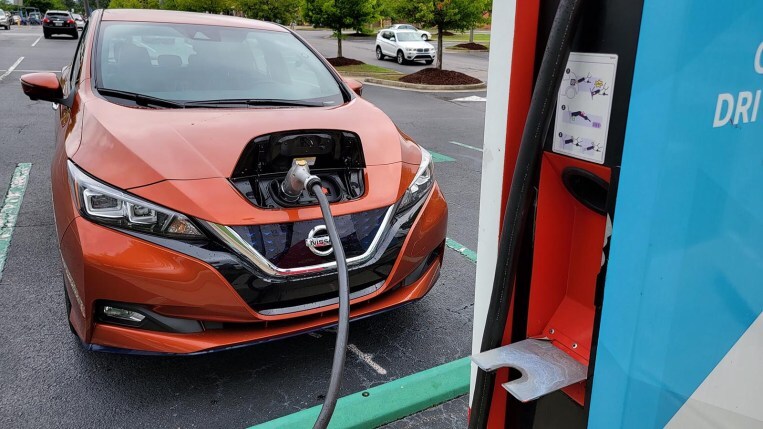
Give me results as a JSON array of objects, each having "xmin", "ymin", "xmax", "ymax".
[
  {"xmin": 397, "ymin": 41, "xmax": 435, "ymax": 50},
  {"xmin": 73, "ymin": 96, "xmax": 417, "ymax": 190}
]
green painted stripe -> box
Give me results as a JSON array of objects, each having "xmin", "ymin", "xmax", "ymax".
[
  {"xmin": 448, "ymin": 141, "xmax": 483, "ymax": 152},
  {"xmin": 0, "ymin": 163, "xmax": 32, "ymax": 282},
  {"xmin": 249, "ymin": 357, "xmax": 470, "ymax": 429},
  {"xmin": 429, "ymin": 150, "xmax": 456, "ymax": 163},
  {"xmin": 445, "ymin": 238, "xmax": 478, "ymax": 263}
]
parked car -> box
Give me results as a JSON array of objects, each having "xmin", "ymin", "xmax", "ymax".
[
  {"xmin": 388, "ymin": 24, "xmax": 431, "ymax": 41},
  {"xmin": 11, "ymin": 12, "xmax": 22, "ymax": 25},
  {"xmin": 0, "ymin": 10, "xmax": 10, "ymax": 30},
  {"xmin": 376, "ymin": 29, "xmax": 436, "ymax": 65},
  {"xmin": 42, "ymin": 10, "xmax": 77, "ymax": 39},
  {"xmin": 27, "ymin": 12, "xmax": 42, "ymax": 25},
  {"xmin": 72, "ymin": 13, "xmax": 85, "ymax": 30},
  {"xmin": 19, "ymin": 9, "xmax": 447, "ymax": 355}
]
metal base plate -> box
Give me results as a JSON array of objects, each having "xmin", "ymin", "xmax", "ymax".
[{"xmin": 471, "ymin": 339, "xmax": 587, "ymax": 402}]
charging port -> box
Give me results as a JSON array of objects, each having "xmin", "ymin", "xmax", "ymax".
[{"xmin": 231, "ymin": 130, "xmax": 366, "ymax": 208}]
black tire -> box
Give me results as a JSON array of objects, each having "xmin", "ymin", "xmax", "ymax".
[
  {"xmin": 43, "ymin": 31, "xmax": 50, "ymax": 39},
  {"xmin": 397, "ymin": 50, "xmax": 406, "ymax": 65},
  {"xmin": 425, "ymin": 59, "xmax": 434, "ymax": 65},
  {"xmin": 421, "ymin": 34, "xmax": 428, "ymax": 41},
  {"xmin": 376, "ymin": 46, "xmax": 385, "ymax": 60},
  {"xmin": 71, "ymin": 31, "xmax": 78, "ymax": 39}
]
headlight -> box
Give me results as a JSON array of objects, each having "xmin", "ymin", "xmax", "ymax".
[
  {"xmin": 67, "ymin": 160, "xmax": 204, "ymax": 239},
  {"xmin": 406, "ymin": 48, "xmax": 414, "ymax": 52},
  {"xmin": 397, "ymin": 147, "xmax": 434, "ymax": 213}
]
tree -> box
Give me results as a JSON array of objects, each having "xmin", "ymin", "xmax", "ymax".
[
  {"xmin": 25, "ymin": 0, "xmax": 67, "ymax": 13},
  {"xmin": 304, "ymin": 0, "xmax": 376, "ymax": 57},
  {"xmin": 237, "ymin": 0, "xmax": 302, "ymax": 24},
  {"xmin": 395, "ymin": 0, "xmax": 488, "ymax": 69}
]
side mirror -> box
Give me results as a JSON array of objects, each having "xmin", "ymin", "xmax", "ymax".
[
  {"xmin": 345, "ymin": 78, "xmax": 363, "ymax": 96},
  {"xmin": 20, "ymin": 73, "xmax": 63, "ymax": 103}
]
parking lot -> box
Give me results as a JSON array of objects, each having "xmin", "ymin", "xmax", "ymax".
[{"xmin": 0, "ymin": 25, "xmax": 486, "ymax": 428}]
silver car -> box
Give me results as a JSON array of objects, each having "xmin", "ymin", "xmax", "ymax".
[
  {"xmin": 0, "ymin": 10, "xmax": 10, "ymax": 30},
  {"xmin": 389, "ymin": 24, "xmax": 432, "ymax": 41},
  {"xmin": 73, "ymin": 13, "xmax": 85, "ymax": 30}
]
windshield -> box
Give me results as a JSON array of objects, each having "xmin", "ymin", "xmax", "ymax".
[
  {"xmin": 396, "ymin": 32, "xmax": 421, "ymax": 42},
  {"xmin": 97, "ymin": 22, "xmax": 345, "ymax": 106}
]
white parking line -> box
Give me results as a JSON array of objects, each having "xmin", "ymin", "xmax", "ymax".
[
  {"xmin": 348, "ymin": 344, "xmax": 388, "ymax": 375},
  {"xmin": 451, "ymin": 95, "xmax": 487, "ymax": 102},
  {"xmin": 0, "ymin": 57, "xmax": 24, "ymax": 81},
  {"xmin": 448, "ymin": 140, "xmax": 483, "ymax": 152},
  {"xmin": 31, "ymin": 36, "xmax": 41, "ymax": 47}
]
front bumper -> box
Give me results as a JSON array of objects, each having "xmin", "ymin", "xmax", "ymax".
[{"xmin": 60, "ymin": 184, "xmax": 447, "ymax": 354}]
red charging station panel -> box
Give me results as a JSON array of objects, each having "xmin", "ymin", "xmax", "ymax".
[{"xmin": 526, "ymin": 152, "xmax": 610, "ymax": 405}]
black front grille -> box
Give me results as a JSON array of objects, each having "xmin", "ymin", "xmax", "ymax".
[{"xmin": 230, "ymin": 207, "xmax": 388, "ymax": 269}]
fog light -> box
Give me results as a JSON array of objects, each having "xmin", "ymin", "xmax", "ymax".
[{"xmin": 102, "ymin": 306, "xmax": 145, "ymax": 323}]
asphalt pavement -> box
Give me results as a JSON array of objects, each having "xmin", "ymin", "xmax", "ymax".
[
  {"xmin": 297, "ymin": 30, "xmax": 490, "ymax": 82},
  {"xmin": 0, "ymin": 25, "xmax": 485, "ymax": 428}
]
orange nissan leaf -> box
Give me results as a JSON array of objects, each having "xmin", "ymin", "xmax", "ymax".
[{"xmin": 20, "ymin": 9, "xmax": 447, "ymax": 354}]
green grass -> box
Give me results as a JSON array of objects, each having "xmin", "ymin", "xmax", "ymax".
[
  {"xmin": 334, "ymin": 63, "xmax": 403, "ymax": 80},
  {"xmin": 440, "ymin": 32, "xmax": 491, "ymax": 43}
]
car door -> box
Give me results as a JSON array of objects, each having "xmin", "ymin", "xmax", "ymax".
[
  {"xmin": 385, "ymin": 31, "xmax": 398, "ymax": 56},
  {"xmin": 380, "ymin": 31, "xmax": 391, "ymax": 56}
]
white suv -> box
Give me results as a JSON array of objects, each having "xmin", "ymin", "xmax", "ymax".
[{"xmin": 376, "ymin": 30, "xmax": 436, "ymax": 65}]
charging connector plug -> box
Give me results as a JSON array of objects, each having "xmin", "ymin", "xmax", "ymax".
[{"xmin": 280, "ymin": 159, "xmax": 321, "ymax": 202}]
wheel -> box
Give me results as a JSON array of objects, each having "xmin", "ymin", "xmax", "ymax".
[
  {"xmin": 376, "ymin": 46, "xmax": 385, "ymax": 60},
  {"xmin": 421, "ymin": 34, "xmax": 429, "ymax": 41},
  {"xmin": 71, "ymin": 31, "xmax": 78, "ymax": 39},
  {"xmin": 397, "ymin": 50, "xmax": 406, "ymax": 65},
  {"xmin": 43, "ymin": 31, "xmax": 50, "ymax": 39},
  {"xmin": 425, "ymin": 59, "xmax": 434, "ymax": 65}
]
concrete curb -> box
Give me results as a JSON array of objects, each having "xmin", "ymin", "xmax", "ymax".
[
  {"xmin": 248, "ymin": 357, "xmax": 470, "ymax": 429},
  {"xmin": 362, "ymin": 77, "xmax": 487, "ymax": 92}
]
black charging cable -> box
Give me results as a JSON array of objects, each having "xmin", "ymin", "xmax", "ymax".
[
  {"xmin": 278, "ymin": 158, "xmax": 350, "ymax": 429},
  {"xmin": 311, "ymin": 181, "xmax": 350, "ymax": 429}
]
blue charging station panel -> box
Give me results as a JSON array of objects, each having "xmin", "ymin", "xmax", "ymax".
[{"xmin": 589, "ymin": 0, "xmax": 763, "ymax": 427}]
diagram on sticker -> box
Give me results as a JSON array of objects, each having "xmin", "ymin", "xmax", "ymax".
[
  {"xmin": 563, "ymin": 70, "xmax": 611, "ymax": 100},
  {"xmin": 558, "ymin": 133, "xmax": 603, "ymax": 155},
  {"xmin": 560, "ymin": 105, "xmax": 604, "ymax": 129},
  {"xmin": 553, "ymin": 52, "xmax": 618, "ymax": 164}
]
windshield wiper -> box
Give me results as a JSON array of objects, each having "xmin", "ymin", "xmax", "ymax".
[
  {"xmin": 183, "ymin": 98, "xmax": 327, "ymax": 108},
  {"xmin": 97, "ymin": 88, "xmax": 186, "ymax": 108}
]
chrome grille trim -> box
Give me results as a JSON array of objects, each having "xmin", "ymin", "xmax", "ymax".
[
  {"xmin": 257, "ymin": 280, "xmax": 384, "ymax": 315},
  {"xmin": 201, "ymin": 205, "xmax": 396, "ymax": 277}
]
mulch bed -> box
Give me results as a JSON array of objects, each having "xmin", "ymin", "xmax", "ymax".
[
  {"xmin": 400, "ymin": 68, "xmax": 482, "ymax": 85},
  {"xmin": 453, "ymin": 42, "xmax": 489, "ymax": 51},
  {"xmin": 326, "ymin": 57, "xmax": 365, "ymax": 67},
  {"xmin": 436, "ymin": 31, "xmax": 455, "ymax": 37}
]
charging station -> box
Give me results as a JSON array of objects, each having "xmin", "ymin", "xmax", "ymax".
[{"xmin": 470, "ymin": 0, "xmax": 763, "ymax": 427}]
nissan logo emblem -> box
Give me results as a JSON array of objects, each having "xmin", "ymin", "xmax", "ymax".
[{"xmin": 306, "ymin": 225, "xmax": 333, "ymax": 256}]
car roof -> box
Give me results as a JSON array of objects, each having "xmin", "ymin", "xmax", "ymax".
[{"xmin": 101, "ymin": 9, "xmax": 288, "ymax": 32}]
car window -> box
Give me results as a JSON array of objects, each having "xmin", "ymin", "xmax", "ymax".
[
  {"xmin": 46, "ymin": 13, "xmax": 70, "ymax": 18},
  {"xmin": 70, "ymin": 22, "xmax": 89, "ymax": 90},
  {"xmin": 97, "ymin": 22, "xmax": 344, "ymax": 106}
]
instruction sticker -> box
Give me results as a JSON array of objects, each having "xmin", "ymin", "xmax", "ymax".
[{"xmin": 553, "ymin": 52, "xmax": 618, "ymax": 164}]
